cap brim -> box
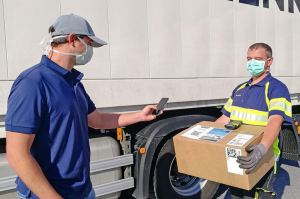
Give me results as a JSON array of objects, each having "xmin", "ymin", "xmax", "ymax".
[{"xmin": 88, "ymin": 36, "xmax": 107, "ymax": 47}]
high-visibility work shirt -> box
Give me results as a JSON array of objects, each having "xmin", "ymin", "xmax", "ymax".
[
  {"xmin": 5, "ymin": 56, "xmax": 96, "ymax": 199},
  {"xmin": 221, "ymin": 74, "xmax": 292, "ymax": 156}
]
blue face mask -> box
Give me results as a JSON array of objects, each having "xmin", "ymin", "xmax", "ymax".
[{"xmin": 246, "ymin": 59, "xmax": 266, "ymax": 77}]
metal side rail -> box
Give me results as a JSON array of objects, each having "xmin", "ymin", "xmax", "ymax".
[
  {"xmin": 91, "ymin": 154, "xmax": 134, "ymax": 196},
  {"xmin": 94, "ymin": 177, "xmax": 134, "ymax": 197},
  {"xmin": 0, "ymin": 154, "xmax": 134, "ymax": 194},
  {"xmin": 0, "ymin": 122, "xmax": 5, "ymax": 138},
  {"xmin": 90, "ymin": 154, "xmax": 133, "ymax": 173},
  {"xmin": 0, "ymin": 175, "xmax": 16, "ymax": 192}
]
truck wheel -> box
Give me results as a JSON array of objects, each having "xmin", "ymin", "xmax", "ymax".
[{"xmin": 153, "ymin": 139, "xmax": 219, "ymax": 199}]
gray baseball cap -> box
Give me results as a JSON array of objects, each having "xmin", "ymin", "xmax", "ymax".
[{"xmin": 49, "ymin": 13, "xmax": 107, "ymax": 47}]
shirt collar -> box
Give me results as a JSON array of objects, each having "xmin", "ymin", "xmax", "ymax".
[
  {"xmin": 246, "ymin": 73, "xmax": 272, "ymax": 87},
  {"xmin": 40, "ymin": 55, "xmax": 84, "ymax": 82}
]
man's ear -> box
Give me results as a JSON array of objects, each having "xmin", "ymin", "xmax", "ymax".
[
  {"xmin": 267, "ymin": 57, "xmax": 273, "ymax": 66},
  {"xmin": 265, "ymin": 58, "xmax": 273, "ymax": 71},
  {"xmin": 67, "ymin": 33, "xmax": 76, "ymax": 46}
]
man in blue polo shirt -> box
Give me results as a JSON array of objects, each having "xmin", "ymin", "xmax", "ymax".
[
  {"xmin": 5, "ymin": 14, "xmax": 158, "ymax": 199},
  {"xmin": 216, "ymin": 43, "xmax": 292, "ymax": 198}
]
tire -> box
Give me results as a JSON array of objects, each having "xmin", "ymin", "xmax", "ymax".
[
  {"xmin": 153, "ymin": 139, "xmax": 219, "ymax": 199},
  {"xmin": 280, "ymin": 127, "xmax": 300, "ymax": 160}
]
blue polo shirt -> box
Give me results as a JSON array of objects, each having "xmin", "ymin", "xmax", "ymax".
[
  {"xmin": 222, "ymin": 73, "xmax": 292, "ymax": 125},
  {"xmin": 5, "ymin": 56, "xmax": 96, "ymax": 199}
]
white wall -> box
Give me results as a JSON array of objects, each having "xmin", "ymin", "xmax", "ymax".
[
  {"xmin": 3, "ymin": 0, "xmax": 60, "ymax": 79},
  {"xmin": 0, "ymin": 0, "xmax": 300, "ymax": 115},
  {"xmin": 0, "ymin": 0, "xmax": 7, "ymax": 80},
  {"xmin": 61, "ymin": 0, "xmax": 111, "ymax": 79}
]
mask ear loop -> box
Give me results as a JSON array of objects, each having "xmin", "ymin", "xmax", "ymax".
[
  {"xmin": 39, "ymin": 35, "xmax": 50, "ymax": 46},
  {"xmin": 40, "ymin": 34, "xmax": 53, "ymax": 55},
  {"xmin": 40, "ymin": 35, "xmax": 72, "ymax": 56},
  {"xmin": 49, "ymin": 36, "xmax": 84, "ymax": 56},
  {"xmin": 77, "ymin": 37, "xmax": 88, "ymax": 56},
  {"xmin": 45, "ymin": 45, "xmax": 53, "ymax": 56}
]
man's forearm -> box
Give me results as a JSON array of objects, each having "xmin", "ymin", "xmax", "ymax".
[
  {"xmin": 260, "ymin": 115, "xmax": 283, "ymax": 151},
  {"xmin": 260, "ymin": 124, "xmax": 281, "ymax": 151},
  {"xmin": 215, "ymin": 115, "xmax": 230, "ymax": 124},
  {"xmin": 118, "ymin": 112, "xmax": 144, "ymax": 126},
  {"xmin": 93, "ymin": 112, "xmax": 142, "ymax": 129},
  {"xmin": 7, "ymin": 152, "xmax": 62, "ymax": 199},
  {"xmin": 88, "ymin": 105, "xmax": 156, "ymax": 129}
]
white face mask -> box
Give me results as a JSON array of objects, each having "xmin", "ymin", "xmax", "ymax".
[
  {"xmin": 43, "ymin": 35, "xmax": 93, "ymax": 65},
  {"xmin": 74, "ymin": 37, "xmax": 93, "ymax": 65}
]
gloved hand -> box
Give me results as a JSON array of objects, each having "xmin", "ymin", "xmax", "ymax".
[{"xmin": 237, "ymin": 143, "xmax": 266, "ymax": 174}]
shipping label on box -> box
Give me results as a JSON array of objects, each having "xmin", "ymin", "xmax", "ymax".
[
  {"xmin": 225, "ymin": 134, "xmax": 254, "ymax": 175},
  {"xmin": 181, "ymin": 125, "xmax": 231, "ymax": 142},
  {"xmin": 225, "ymin": 147, "xmax": 243, "ymax": 175},
  {"xmin": 227, "ymin": 134, "xmax": 254, "ymax": 147}
]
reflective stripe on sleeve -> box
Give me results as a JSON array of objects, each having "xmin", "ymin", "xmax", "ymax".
[
  {"xmin": 269, "ymin": 98, "xmax": 292, "ymax": 117},
  {"xmin": 224, "ymin": 98, "xmax": 233, "ymax": 113}
]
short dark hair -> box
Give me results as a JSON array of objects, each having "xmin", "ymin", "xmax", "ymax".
[
  {"xmin": 248, "ymin": 43, "xmax": 272, "ymax": 58},
  {"xmin": 48, "ymin": 25, "xmax": 69, "ymax": 45}
]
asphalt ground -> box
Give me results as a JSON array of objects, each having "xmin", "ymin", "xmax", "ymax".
[{"xmin": 215, "ymin": 158, "xmax": 300, "ymax": 199}]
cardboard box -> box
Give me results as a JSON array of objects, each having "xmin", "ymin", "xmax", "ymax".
[{"xmin": 173, "ymin": 121, "xmax": 274, "ymax": 190}]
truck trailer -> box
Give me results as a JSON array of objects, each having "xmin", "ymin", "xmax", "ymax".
[{"xmin": 0, "ymin": 0, "xmax": 300, "ymax": 198}]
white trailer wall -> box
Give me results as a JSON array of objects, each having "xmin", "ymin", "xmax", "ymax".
[
  {"xmin": 0, "ymin": 0, "xmax": 300, "ymax": 116},
  {"xmin": 0, "ymin": 0, "xmax": 7, "ymax": 81}
]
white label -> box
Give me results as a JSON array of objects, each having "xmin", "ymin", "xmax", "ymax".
[
  {"xmin": 181, "ymin": 125, "xmax": 230, "ymax": 142},
  {"xmin": 227, "ymin": 134, "xmax": 253, "ymax": 147},
  {"xmin": 225, "ymin": 147, "xmax": 244, "ymax": 175},
  {"xmin": 182, "ymin": 125, "xmax": 212, "ymax": 139}
]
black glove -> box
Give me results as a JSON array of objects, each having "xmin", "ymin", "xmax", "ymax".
[{"xmin": 237, "ymin": 143, "xmax": 266, "ymax": 174}]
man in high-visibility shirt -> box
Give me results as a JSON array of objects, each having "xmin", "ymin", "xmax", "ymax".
[{"xmin": 216, "ymin": 43, "xmax": 292, "ymax": 199}]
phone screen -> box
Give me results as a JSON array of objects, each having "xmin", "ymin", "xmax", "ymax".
[{"xmin": 156, "ymin": 98, "xmax": 169, "ymax": 115}]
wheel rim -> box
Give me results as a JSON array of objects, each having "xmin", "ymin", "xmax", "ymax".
[{"xmin": 168, "ymin": 156, "xmax": 207, "ymax": 196}]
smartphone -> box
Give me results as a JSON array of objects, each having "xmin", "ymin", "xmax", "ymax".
[{"xmin": 156, "ymin": 98, "xmax": 169, "ymax": 115}]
